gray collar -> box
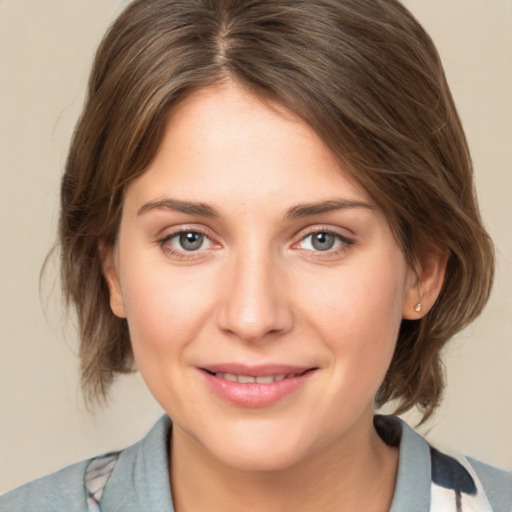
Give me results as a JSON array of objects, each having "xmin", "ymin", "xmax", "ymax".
[{"xmin": 100, "ymin": 415, "xmax": 433, "ymax": 512}]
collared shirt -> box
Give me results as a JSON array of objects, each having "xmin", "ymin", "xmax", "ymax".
[{"xmin": 2, "ymin": 415, "xmax": 511, "ymax": 511}]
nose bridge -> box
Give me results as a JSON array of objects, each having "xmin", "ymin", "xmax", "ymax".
[{"xmin": 217, "ymin": 241, "xmax": 292, "ymax": 341}]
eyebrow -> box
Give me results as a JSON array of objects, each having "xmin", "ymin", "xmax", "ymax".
[
  {"xmin": 137, "ymin": 197, "xmax": 374, "ymax": 219},
  {"xmin": 137, "ymin": 198, "xmax": 220, "ymax": 218},
  {"xmin": 285, "ymin": 199, "xmax": 374, "ymax": 218}
]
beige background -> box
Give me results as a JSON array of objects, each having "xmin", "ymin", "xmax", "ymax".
[{"xmin": 0, "ymin": 0, "xmax": 511, "ymax": 493}]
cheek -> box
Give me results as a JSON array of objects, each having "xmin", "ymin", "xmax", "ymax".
[
  {"xmin": 303, "ymin": 261, "xmax": 406, "ymax": 339},
  {"xmin": 118, "ymin": 259, "xmax": 212, "ymax": 365},
  {"xmin": 118, "ymin": 265, "xmax": 218, "ymax": 416},
  {"xmin": 298, "ymin": 252, "xmax": 408, "ymax": 385}
]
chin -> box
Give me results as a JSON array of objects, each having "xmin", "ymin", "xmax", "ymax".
[
  {"xmin": 196, "ymin": 420, "xmax": 320, "ymax": 473},
  {"xmin": 213, "ymin": 442, "xmax": 308, "ymax": 473}
]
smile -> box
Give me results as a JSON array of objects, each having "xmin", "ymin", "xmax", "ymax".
[
  {"xmin": 200, "ymin": 366, "xmax": 317, "ymax": 407},
  {"xmin": 211, "ymin": 371, "xmax": 304, "ymax": 384}
]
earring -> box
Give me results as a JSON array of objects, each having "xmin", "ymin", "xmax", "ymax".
[{"xmin": 414, "ymin": 303, "xmax": 422, "ymax": 313}]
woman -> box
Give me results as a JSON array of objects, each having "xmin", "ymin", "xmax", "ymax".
[{"xmin": 2, "ymin": 0, "xmax": 510, "ymax": 511}]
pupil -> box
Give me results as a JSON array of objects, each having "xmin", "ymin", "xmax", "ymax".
[
  {"xmin": 312, "ymin": 233, "xmax": 334, "ymax": 251},
  {"xmin": 179, "ymin": 232, "xmax": 203, "ymax": 251}
]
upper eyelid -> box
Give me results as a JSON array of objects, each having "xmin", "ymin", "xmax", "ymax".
[
  {"xmin": 156, "ymin": 225, "xmax": 354, "ymax": 248},
  {"xmin": 294, "ymin": 224, "xmax": 355, "ymax": 241},
  {"xmin": 158, "ymin": 225, "xmax": 216, "ymax": 241},
  {"xmin": 297, "ymin": 233, "xmax": 354, "ymax": 248}
]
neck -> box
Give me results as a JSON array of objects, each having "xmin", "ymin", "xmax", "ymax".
[{"xmin": 169, "ymin": 413, "xmax": 398, "ymax": 512}]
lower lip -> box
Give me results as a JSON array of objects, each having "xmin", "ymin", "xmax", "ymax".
[{"xmin": 200, "ymin": 369, "xmax": 316, "ymax": 408}]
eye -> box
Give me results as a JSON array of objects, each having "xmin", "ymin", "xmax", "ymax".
[
  {"xmin": 306, "ymin": 232, "xmax": 337, "ymax": 251},
  {"xmin": 158, "ymin": 228, "xmax": 217, "ymax": 259},
  {"xmin": 176, "ymin": 231, "xmax": 207, "ymax": 251},
  {"xmin": 295, "ymin": 230, "xmax": 354, "ymax": 253}
]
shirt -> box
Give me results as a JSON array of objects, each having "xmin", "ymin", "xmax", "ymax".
[{"xmin": 1, "ymin": 415, "xmax": 511, "ymax": 511}]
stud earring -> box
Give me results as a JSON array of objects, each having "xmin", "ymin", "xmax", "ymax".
[{"xmin": 414, "ymin": 303, "xmax": 422, "ymax": 313}]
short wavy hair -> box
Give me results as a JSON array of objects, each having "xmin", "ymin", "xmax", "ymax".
[{"xmin": 59, "ymin": 0, "xmax": 494, "ymax": 420}]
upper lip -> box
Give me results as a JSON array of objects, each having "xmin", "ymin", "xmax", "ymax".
[{"xmin": 200, "ymin": 363, "xmax": 315, "ymax": 377}]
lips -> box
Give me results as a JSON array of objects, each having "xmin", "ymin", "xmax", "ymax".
[
  {"xmin": 212, "ymin": 372, "xmax": 301, "ymax": 384},
  {"xmin": 201, "ymin": 363, "xmax": 312, "ymax": 377},
  {"xmin": 199, "ymin": 364, "xmax": 317, "ymax": 407}
]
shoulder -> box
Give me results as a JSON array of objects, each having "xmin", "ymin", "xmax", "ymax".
[
  {"xmin": 0, "ymin": 416, "xmax": 172, "ymax": 512},
  {"xmin": 467, "ymin": 457, "xmax": 512, "ymax": 512},
  {"xmin": 0, "ymin": 459, "xmax": 90, "ymax": 512},
  {"xmin": 377, "ymin": 415, "xmax": 512, "ymax": 512}
]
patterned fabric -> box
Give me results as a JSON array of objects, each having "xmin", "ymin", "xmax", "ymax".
[
  {"xmin": 374, "ymin": 415, "xmax": 494, "ymax": 512},
  {"xmin": 81, "ymin": 417, "xmax": 497, "ymax": 512},
  {"xmin": 85, "ymin": 453, "xmax": 120, "ymax": 512},
  {"xmin": 430, "ymin": 447, "xmax": 493, "ymax": 512},
  {"xmin": 2, "ymin": 415, "xmax": 508, "ymax": 512}
]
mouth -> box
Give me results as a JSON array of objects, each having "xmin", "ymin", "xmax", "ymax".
[
  {"xmin": 203, "ymin": 369, "xmax": 310, "ymax": 384},
  {"xmin": 199, "ymin": 365, "xmax": 317, "ymax": 407}
]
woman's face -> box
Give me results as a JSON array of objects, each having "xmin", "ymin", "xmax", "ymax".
[{"xmin": 104, "ymin": 82, "xmax": 418, "ymax": 471}]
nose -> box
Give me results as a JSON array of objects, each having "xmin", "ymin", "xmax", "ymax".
[{"xmin": 216, "ymin": 249, "xmax": 293, "ymax": 342}]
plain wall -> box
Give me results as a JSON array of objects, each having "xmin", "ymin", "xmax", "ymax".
[{"xmin": 0, "ymin": 0, "xmax": 511, "ymax": 493}]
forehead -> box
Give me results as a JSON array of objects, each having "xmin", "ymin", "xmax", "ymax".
[{"xmin": 124, "ymin": 82, "xmax": 374, "ymax": 212}]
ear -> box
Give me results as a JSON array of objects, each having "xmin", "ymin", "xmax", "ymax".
[
  {"xmin": 402, "ymin": 247, "xmax": 449, "ymax": 320},
  {"xmin": 98, "ymin": 240, "xmax": 126, "ymax": 319}
]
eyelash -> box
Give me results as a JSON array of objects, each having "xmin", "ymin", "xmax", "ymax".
[
  {"xmin": 292, "ymin": 228, "xmax": 355, "ymax": 258},
  {"xmin": 157, "ymin": 226, "xmax": 355, "ymax": 261},
  {"xmin": 157, "ymin": 227, "xmax": 217, "ymax": 261}
]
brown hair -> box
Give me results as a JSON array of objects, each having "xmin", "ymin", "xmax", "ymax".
[{"xmin": 60, "ymin": 0, "xmax": 494, "ymax": 420}]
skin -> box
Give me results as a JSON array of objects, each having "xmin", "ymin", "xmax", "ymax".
[{"xmin": 102, "ymin": 82, "xmax": 446, "ymax": 512}]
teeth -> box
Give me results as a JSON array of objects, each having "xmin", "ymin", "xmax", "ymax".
[
  {"xmin": 238, "ymin": 375, "xmax": 256, "ymax": 383},
  {"xmin": 214, "ymin": 372, "xmax": 298, "ymax": 383},
  {"xmin": 255, "ymin": 375, "xmax": 274, "ymax": 384}
]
